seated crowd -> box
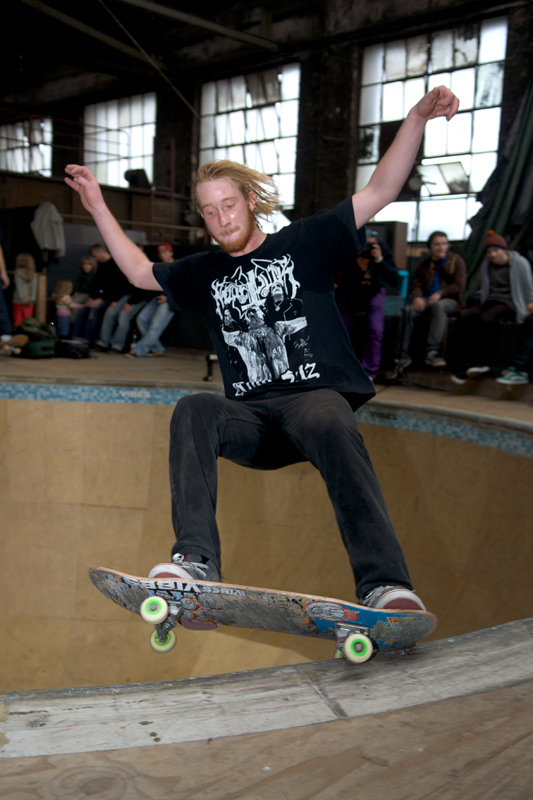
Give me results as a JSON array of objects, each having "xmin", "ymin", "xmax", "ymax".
[
  {"xmin": 0, "ymin": 241, "xmax": 175, "ymax": 360},
  {"xmin": 335, "ymin": 227, "xmax": 533, "ymax": 387},
  {"xmin": 1, "ymin": 232, "xmax": 533, "ymax": 386}
]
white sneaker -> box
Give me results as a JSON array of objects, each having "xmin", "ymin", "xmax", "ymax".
[
  {"xmin": 425, "ymin": 352, "xmax": 446, "ymax": 367},
  {"xmin": 466, "ymin": 365, "xmax": 490, "ymax": 376}
]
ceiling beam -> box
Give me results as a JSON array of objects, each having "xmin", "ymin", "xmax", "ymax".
[
  {"xmin": 113, "ymin": 0, "xmax": 279, "ymax": 51},
  {"xmin": 18, "ymin": 0, "xmax": 165, "ymax": 67}
]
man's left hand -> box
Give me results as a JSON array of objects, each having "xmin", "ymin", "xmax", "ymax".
[{"xmin": 415, "ymin": 86, "xmax": 459, "ymax": 122}]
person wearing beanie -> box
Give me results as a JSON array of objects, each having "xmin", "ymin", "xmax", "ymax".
[
  {"xmin": 484, "ymin": 230, "xmax": 508, "ymax": 250},
  {"xmin": 451, "ymin": 231, "xmax": 533, "ymax": 384}
]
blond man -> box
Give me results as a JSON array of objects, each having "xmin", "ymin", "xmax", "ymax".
[{"xmin": 66, "ymin": 86, "xmax": 458, "ymax": 615}]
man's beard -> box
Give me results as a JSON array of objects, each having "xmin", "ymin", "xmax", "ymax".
[{"xmin": 208, "ymin": 206, "xmax": 256, "ymax": 254}]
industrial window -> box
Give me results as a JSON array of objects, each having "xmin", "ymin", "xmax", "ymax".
[
  {"xmin": 199, "ymin": 63, "xmax": 300, "ymax": 232},
  {"xmin": 357, "ymin": 17, "xmax": 508, "ymax": 242},
  {"xmin": 0, "ymin": 118, "xmax": 53, "ymax": 176},
  {"xmin": 83, "ymin": 93, "xmax": 156, "ymax": 188}
]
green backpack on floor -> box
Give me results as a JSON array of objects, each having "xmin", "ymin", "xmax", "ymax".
[{"xmin": 14, "ymin": 317, "xmax": 58, "ymax": 359}]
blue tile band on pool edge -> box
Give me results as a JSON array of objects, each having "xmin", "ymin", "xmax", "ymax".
[{"xmin": 0, "ymin": 382, "xmax": 531, "ymax": 458}]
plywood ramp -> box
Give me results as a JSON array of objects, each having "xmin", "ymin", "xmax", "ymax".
[
  {"xmin": 1, "ymin": 620, "xmax": 532, "ymax": 798},
  {"xmin": 0, "ymin": 394, "xmax": 532, "ymax": 690}
]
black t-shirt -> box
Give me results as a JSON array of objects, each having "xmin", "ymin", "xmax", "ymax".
[{"xmin": 154, "ymin": 198, "xmax": 375, "ymax": 410}]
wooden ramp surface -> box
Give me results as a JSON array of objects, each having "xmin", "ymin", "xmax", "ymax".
[
  {"xmin": 1, "ymin": 619, "xmax": 532, "ymax": 798},
  {"xmin": 1, "ymin": 390, "xmax": 532, "ymax": 691}
]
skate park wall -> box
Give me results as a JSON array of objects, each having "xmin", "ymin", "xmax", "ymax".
[{"xmin": 0, "ymin": 385, "xmax": 531, "ymax": 691}]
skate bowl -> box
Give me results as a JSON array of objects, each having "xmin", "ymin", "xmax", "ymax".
[
  {"xmin": 0, "ymin": 381, "xmax": 532, "ymax": 691},
  {"xmin": 1, "ymin": 619, "xmax": 532, "ymax": 797}
]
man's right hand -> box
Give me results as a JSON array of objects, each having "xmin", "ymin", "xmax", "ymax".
[
  {"xmin": 64, "ymin": 164, "xmax": 163, "ymax": 293},
  {"xmin": 65, "ymin": 165, "xmax": 105, "ymax": 216}
]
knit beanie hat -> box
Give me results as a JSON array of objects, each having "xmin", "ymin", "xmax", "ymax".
[
  {"xmin": 158, "ymin": 242, "xmax": 173, "ymax": 252},
  {"xmin": 485, "ymin": 230, "xmax": 508, "ymax": 250}
]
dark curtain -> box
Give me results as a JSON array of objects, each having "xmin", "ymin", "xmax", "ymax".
[{"xmin": 463, "ymin": 80, "xmax": 533, "ymax": 294}]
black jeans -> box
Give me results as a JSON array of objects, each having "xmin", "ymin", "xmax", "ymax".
[
  {"xmin": 0, "ymin": 285, "xmax": 12, "ymax": 337},
  {"xmin": 454, "ymin": 300, "xmax": 515, "ymax": 370},
  {"xmin": 514, "ymin": 314, "xmax": 533, "ymax": 373},
  {"xmin": 168, "ymin": 389, "xmax": 412, "ymax": 600}
]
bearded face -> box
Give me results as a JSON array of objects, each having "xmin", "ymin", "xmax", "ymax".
[
  {"xmin": 197, "ymin": 177, "xmax": 262, "ymax": 256},
  {"xmin": 206, "ymin": 202, "xmax": 257, "ymax": 254}
]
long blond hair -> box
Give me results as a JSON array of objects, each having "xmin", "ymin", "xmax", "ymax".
[
  {"xmin": 193, "ymin": 160, "xmax": 282, "ymax": 221},
  {"xmin": 15, "ymin": 253, "xmax": 36, "ymax": 280}
]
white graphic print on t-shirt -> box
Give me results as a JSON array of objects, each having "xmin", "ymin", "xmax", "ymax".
[{"xmin": 211, "ymin": 255, "xmax": 320, "ymax": 396}]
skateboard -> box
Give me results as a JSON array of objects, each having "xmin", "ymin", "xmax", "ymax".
[{"xmin": 89, "ymin": 567, "xmax": 437, "ymax": 664}]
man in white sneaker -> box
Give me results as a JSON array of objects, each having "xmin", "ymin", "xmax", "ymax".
[{"xmin": 452, "ymin": 231, "xmax": 533, "ymax": 384}]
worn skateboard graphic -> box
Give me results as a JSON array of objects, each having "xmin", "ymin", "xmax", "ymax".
[{"xmin": 89, "ymin": 567, "xmax": 437, "ymax": 663}]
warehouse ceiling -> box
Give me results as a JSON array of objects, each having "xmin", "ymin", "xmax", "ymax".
[{"xmin": 2, "ymin": 0, "xmax": 324, "ymax": 110}]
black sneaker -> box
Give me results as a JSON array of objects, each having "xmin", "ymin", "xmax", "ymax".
[{"xmin": 387, "ymin": 356, "xmax": 412, "ymax": 381}]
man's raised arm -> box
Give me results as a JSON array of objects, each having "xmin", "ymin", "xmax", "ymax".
[
  {"xmin": 352, "ymin": 85, "xmax": 459, "ymax": 228},
  {"xmin": 65, "ymin": 165, "xmax": 162, "ymax": 290}
]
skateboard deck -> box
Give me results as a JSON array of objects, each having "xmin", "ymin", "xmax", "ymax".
[{"xmin": 89, "ymin": 567, "xmax": 438, "ymax": 663}]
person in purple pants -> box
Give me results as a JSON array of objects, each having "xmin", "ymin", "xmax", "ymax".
[{"xmin": 336, "ymin": 234, "xmax": 398, "ymax": 380}]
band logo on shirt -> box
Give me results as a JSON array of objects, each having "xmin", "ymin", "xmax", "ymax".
[{"xmin": 211, "ymin": 256, "xmax": 319, "ymax": 395}]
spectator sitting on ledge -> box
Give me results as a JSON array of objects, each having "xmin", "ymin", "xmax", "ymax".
[{"xmin": 451, "ymin": 231, "xmax": 533, "ymax": 385}]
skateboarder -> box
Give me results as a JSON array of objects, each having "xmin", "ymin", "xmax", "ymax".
[{"xmin": 66, "ymin": 85, "xmax": 458, "ymax": 615}]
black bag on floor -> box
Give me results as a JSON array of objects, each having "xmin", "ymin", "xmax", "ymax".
[
  {"xmin": 16, "ymin": 339, "xmax": 56, "ymax": 359},
  {"xmin": 55, "ymin": 337, "xmax": 90, "ymax": 359}
]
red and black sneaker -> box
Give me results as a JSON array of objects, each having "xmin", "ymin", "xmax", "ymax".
[
  {"xmin": 361, "ymin": 585, "xmax": 426, "ymax": 611},
  {"xmin": 148, "ymin": 553, "xmax": 220, "ymax": 630}
]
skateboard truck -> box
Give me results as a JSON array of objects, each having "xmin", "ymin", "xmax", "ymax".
[
  {"xmin": 335, "ymin": 622, "xmax": 377, "ymax": 664},
  {"xmin": 140, "ymin": 596, "xmax": 182, "ymax": 653}
]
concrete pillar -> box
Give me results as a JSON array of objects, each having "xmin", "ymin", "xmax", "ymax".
[{"xmin": 293, "ymin": 42, "xmax": 360, "ymax": 219}]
